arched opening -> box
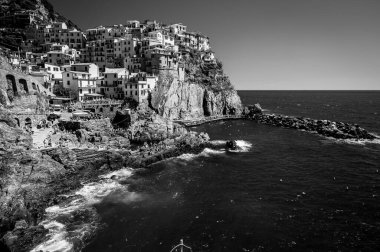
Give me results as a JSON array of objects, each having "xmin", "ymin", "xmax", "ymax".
[
  {"xmin": 19, "ymin": 79, "xmax": 29, "ymax": 93},
  {"xmin": 6, "ymin": 74, "xmax": 18, "ymax": 97},
  {"xmin": 14, "ymin": 118, "xmax": 20, "ymax": 127},
  {"xmin": 25, "ymin": 118, "xmax": 32, "ymax": 128},
  {"xmin": 32, "ymin": 82, "xmax": 37, "ymax": 90}
]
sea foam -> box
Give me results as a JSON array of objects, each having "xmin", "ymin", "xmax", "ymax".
[
  {"xmin": 31, "ymin": 168, "xmax": 134, "ymax": 252},
  {"xmin": 322, "ymin": 133, "xmax": 380, "ymax": 146}
]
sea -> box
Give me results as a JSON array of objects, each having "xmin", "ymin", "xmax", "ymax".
[{"xmin": 33, "ymin": 91, "xmax": 380, "ymax": 252}]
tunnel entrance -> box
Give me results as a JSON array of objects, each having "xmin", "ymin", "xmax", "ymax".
[
  {"xmin": 6, "ymin": 74, "xmax": 18, "ymax": 101},
  {"xmin": 19, "ymin": 79, "xmax": 29, "ymax": 93}
]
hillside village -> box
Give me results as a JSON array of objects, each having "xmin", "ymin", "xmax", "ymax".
[{"xmin": 2, "ymin": 18, "xmax": 217, "ymax": 108}]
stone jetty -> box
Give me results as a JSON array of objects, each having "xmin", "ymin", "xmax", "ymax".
[{"xmin": 248, "ymin": 113, "xmax": 377, "ymax": 140}]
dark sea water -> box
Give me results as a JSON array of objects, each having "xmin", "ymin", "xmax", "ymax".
[{"xmin": 84, "ymin": 91, "xmax": 380, "ymax": 252}]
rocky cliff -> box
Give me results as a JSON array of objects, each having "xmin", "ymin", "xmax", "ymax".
[
  {"xmin": 151, "ymin": 51, "xmax": 243, "ymax": 120},
  {"xmin": 0, "ymin": 0, "xmax": 79, "ymax": 50}
]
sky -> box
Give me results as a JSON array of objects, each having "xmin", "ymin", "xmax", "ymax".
[{"xmin": 49, "ymin": 0, "xmax": 380, "ymax": 90}]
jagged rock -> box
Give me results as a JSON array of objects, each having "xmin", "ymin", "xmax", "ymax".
[
  {"xmin": 14, "ymin": 220, "xmax": 28, "ymax": 230},
  {"xmin": 151, "ymin": 71, "xmax": 242, "ymax": 120},
  {"xmin": 244, "ymin": 103, "xmax": 263, "ymax": 116},
  {"xmin": 226, "ymin": 140, "xmax": 238, "ymax": 150},
  {"xmin": 75, "ymin": 129, "xmax": 88, "ymax": 143}
]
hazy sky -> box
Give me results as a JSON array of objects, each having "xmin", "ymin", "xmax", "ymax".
[{"xmin": 49, "ymin": 0, "xmax": 380, "ymax": 90}]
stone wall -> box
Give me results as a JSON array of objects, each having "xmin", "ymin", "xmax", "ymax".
[
  {"xmin": 0, "ymin": 68, "xmax": 54, "ymax": 107},
  {"xmin": 13, "ymin": 114, "xmax": 48, "ymax": 129}
]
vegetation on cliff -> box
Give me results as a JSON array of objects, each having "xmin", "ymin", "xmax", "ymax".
[
  {"xmin": 183, "ymin": 49, "xmax": 234, "ymax": 92},
  {"xmin": 0, "ymin": 0, "xmax": 79, "ymax": 49}
]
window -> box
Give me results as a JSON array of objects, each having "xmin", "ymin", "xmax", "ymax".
[
  {"xmin": 79, "ymin": 89, "xmax": 82, "ymax": 94},
  {"xmin": 135, "ymin": 91, "xmax": 137, "ymax": 95},
  {"xmin": 135, "ymin": 84, "xmax": 137, "ymax": 89},
  {"xmin": 110, "ymin": 107, "xmax": 113, "ymax": 112},
  {"xmin": 148, "ymin": 84, "xmax": 150, "ymax": 89},
  {"xmin": 48, "ymin": 67, "xmax": 51, "ymax": 71},
  {"xmin": 114, "ymin": 74, "xmax": 117, "ymax": 78},
  {"xmin": 67, "ymin": 81, "xmax": 70, "ymax": 85}
]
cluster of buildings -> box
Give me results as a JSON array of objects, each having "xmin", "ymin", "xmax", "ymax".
[{"xmin": 10, "ymin": 19, "xmax": 216, "ymax": 104}]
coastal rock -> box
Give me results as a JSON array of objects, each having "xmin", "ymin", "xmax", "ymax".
[
  {"xmin": 226, "ymin": 140, "xmax": 238, "ymax": 150},
  {"xmin": 0, "ymin": 108, "xmax": 32, "ymax": 150},
  {"xmin": 244, "ymin": 103, "xmax": 263, "ymax": 116},
  {"xmin": 127, "ymin": 102, "xmax": 187, "ymax": 143},
  {"xmin": 151, "ymin": 71, "xmax": 242, "ymax": 120},
  {"xmin": 252, "ymin": 113, "xmax": 377, "ymax": 140}
]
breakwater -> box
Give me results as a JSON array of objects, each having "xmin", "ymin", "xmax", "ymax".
[{"xmin": 249, "ymin": 113, "xmax": 377, "ymax": 140}]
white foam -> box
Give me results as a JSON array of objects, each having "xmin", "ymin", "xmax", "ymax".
[
  {"xmin": 31, "ymin": 221, "xmax": 73, "ymax": 252},
  {"xmin": 209, "ymin": 140, "xmax": 227, "ymax": 145},
  {"xmin": 177, "ymin": 153, "xmax": 198, "ymax": 161},
  {"xmin": 228, "ymin": 140, "xmax": 253, "ymax": 152},
  {"xmin": 31, "ymin": 168, "xmax": 134, "ymax": 252},
  {"xmin": 202, "ymin": 148, "xmax": 225, "ymax": 156},
  {"xmin": 322, "ymin": 134, "xmax": 380, "ymax": 146}
]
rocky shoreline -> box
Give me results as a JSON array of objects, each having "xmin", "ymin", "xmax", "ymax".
[{"xmin": 0, "ymin": 103, "xmax": 231, "ymax": 251}]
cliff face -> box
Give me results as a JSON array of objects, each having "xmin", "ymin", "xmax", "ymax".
[
  {"xmin": 151, "ymin": 71, "xmax": 242, "ymax": 120},
  {"xmin": 0, "ymin": 0, "xmax": 79, "ymax": 28},
  {"xmin": 150, "ymin": 49, "xmax": 243, "ymax": 120}
]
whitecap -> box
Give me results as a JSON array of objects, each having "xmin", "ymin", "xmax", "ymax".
[
  {"xmin": 201, "ymin": 148, "xmax": 225, "ymax": 156},
  {"xmin": 228, "ymin": 140, "xmax": 253, "ymax": 153},
  {"xmin": 322, "ymin": 135, "xmax": 380, "ymax": 146}
]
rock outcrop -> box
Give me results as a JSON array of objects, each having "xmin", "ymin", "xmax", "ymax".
[
  {"xmin": 151, "ymin": 71, "xmax": 242, "ymax": 120},
  {"xmin": 128, "ymin": 102, "xmax": 187, "ymax": 142}
]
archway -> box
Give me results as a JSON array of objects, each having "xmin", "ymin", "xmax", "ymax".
[
  {"xmin": 6, "ymin": 74, "xmax": 18, "ymax": 97},
  {"xmin": 25, "ymin": 118, "xmax": 32, "ymax": 128},
  {"xmin": 19, "ymin": 79, "xmax": 29, "ymax": 93},
  {"xmin": 14, "ymin": 118, "xmax": 20, "ymax": 127}
]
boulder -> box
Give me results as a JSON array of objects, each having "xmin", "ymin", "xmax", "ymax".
[{"xmin": 226, "ymin": 140, "xmax": 238, "ymax": 150}]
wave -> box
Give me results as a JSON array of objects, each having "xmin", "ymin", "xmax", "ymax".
[
  {"xmin": 31, "ymin": 168, "xmax": 135, "ymax": 252},
  {"xmin": 176, "ymin": 148, "xmax": 225, "ymax": 161},
  {"xmin": 233, "ymin": 140, "xmax": 253, "ymax": 152},
  {"xmin": 176, "ymin": 140, "xmax": 253, "ymax": 161},
  {"xmin": 321, "ymin": 133, "xmax": 380, "ymax": 146}
]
